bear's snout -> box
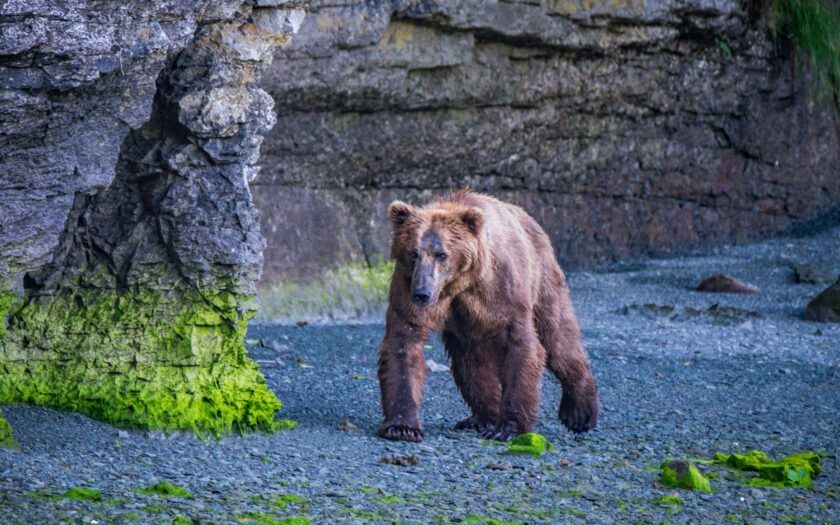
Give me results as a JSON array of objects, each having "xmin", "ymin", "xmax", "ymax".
[{"xmin": 412, "ymin": 286, "xmax": 432, "ymax": 306}]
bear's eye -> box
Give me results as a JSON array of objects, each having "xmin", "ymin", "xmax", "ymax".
[
  {"xmin": 409, "ymin": 250, "xmax": 419, "ymax": 261},
  {"xmin": 435, "ymin": 252, "xmax": 448, "ymax": 261}
]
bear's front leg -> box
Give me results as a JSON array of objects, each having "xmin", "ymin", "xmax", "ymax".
[
  {"xmin": 482, "ymin": 318, "xmax": 543, "ymax": 441},
  {"xmin": 377, "ymin": 307, "xmax": 429, "ymax": 442}
]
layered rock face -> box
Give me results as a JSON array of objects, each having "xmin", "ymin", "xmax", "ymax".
[
  {"xmin": 0, "ymin": 1, "xmax": 305, "ymax": 435},
  {"xmin": 256, "ymin": 0, "xmax": 840, "ymax": 283}
]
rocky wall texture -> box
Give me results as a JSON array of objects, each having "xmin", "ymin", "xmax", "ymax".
[
  {"xmin": 255, "ymin": 0, "xmax": 840, "ymax": 284},
  {"xmin": 0, "ymin": 1, "xmax": 305, "ymax": 435}
]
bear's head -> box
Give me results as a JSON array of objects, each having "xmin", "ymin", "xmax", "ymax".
[{"xmin": 387, "ymin": 200, "xmax": 484, "ymax": 307}]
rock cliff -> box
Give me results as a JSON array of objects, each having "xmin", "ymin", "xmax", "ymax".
[
  {"xmin": 0, "ymin": 1, "xmax": 305, "ymax": 436},
  {"xmin": 255, "ymin": 0, "xmax": 840, "ymax": 284}
]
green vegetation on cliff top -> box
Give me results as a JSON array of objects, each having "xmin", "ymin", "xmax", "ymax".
[{"xmin": 770, "ymin": 0, "xmax": 840, "ymax": 109}]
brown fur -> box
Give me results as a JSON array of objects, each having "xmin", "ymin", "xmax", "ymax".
[{"xmin": 377, "ymin": 190, "xmax": 599, "ymax": 442}]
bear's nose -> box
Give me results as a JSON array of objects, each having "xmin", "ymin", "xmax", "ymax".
[{"xmin": 412, "ymin": 287, "xmax": 432, "ymax": 306}]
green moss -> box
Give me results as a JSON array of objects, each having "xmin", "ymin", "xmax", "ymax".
[
  {"xmin": 237, "ymin": 514, "xmax": 310, "ymax": 525},
  {"xmin": 714, "ymin": 450, "xmax": 821, "ymax": 487},
  {"xmin": 142, "ymin": 506, "xmax": 164, "ymax": 514},
  {"xmin": 24, "ymin": 487, "xmax": 101, "ymax": 502},
  {"xmin": 272, "ymin": 494, "xmax": 306, "ymax": 509},
  {"xmin": 172, "ymin": 516, "xmax": 193, "ymax": 524},
  {"xmin": 256, "ymin": 260, "xmax": 394, "ymax": 321},
  {"xmin": 134, "ymin": 482, "xmax": 193, "ymax": 498},
  {"xmin": 660, "ymin": 460, "xmax": 713, "ymax": 493},
  {"xmin": 655, "ymin": 496, "xmax": 684, "ymax": 507},
  {"xmin": 771, "ymin": 0, "xmax": 840, "ymax": 110},
  {"xmin": 501, "ymin": 433, "xmax": 555, "ymax": 458},
  {"xmin": 461, "ymin": 517, "xmax": 525, "ymax": 525},
  {"xmin": 0, "ymin": 408, "xmax": 19, "ymax": 450},
  {"xmin": 0, "ymin": 282, "xmax": 283, "ymax": 437},
  {"xmin": 0, "ymin": 285, "xmax": 17, "ymax": 337},
  {"xmin": 123, "ymin": 513, "xmax": 140, "ymax": 519},
  {"xmin": 279, "ymin": 518, "xmax": 311, "ymax": 525},
  {"xmin": 62, "ymin": 487, "xmax": 102, "ymax": 501}
]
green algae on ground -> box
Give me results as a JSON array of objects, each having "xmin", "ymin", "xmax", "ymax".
[
  {"xmin": 134, "ymin": 481, "xmax": 193, "ymax": 498},
  {"xmin": 27, "ymin": 487, "xmax": 102, "ymax": 501},
  {"xmin": 660, "ymin": 460, "xmax": 713, "ymax": 493},
  {"xmin": 461, "ymin": 517, "xmax": 525, "ymax": 525},
  {"xmin": 236, "ymin": 512, "xmax": 311, "ymax": 525},
  {"xmin": 172, "ymin": 516, "xmax": 194, "ymax": 524},
  {"xmin": 63, "ymin": 487, "xmax": 102, "ymax": 501},
  {"xmin": 272, "ymin": 494, "xmax": 307, "ymax": 509},
  {"xmin": 656, "ymin": 495, "xmax": 685, "ymax": 507},
  {"xmin": 0, "ymin": 281, "xmax": 283, "ymax": 438},
  {"xmin": 0, "ymin": 408, "xmax": 19, "ymax": 450},
  {"xmin": 714, "ymin": 450, "xmax": 821, "ymax": 488},
  {"xmin": 29, "ymin": 487, "xmax": 104, "ymax": 501},
  {"xmin": 501, "ymin": 433, "xmax": 555, "ymax": 458},
  {"xmin": 274, "ymin": 419, "xmax": 298, "ymax": 431}
]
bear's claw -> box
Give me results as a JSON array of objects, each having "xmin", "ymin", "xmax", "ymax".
[
  {"xmin": 454, "ymin": 415, "xmax": 494, "ymax": 433},
  {"xmin": 479, "ymin": 420, "xmax": 522, "ymax": 442},
  {"xmin": 379, "ymin": 424, "xmax": 424, "ymax": 442}
]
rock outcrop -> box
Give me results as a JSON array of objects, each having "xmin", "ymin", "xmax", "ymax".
[
  {"xmin": 0, "ymin": 1, "xmax": 305, "ymax": 435},
  {"xmin": 805, "ymin": 276, "xmax": 840, "ymax": 323},
  {"xmin": 255, "ymin": 0, "xmax": 840, "ymax": 284}
]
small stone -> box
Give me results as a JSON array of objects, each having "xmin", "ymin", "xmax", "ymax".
[
  {"xmin": 748, "ymin": 488, "xmax": 766, "ymax": 499},
  {"xmin": 425, "ymin": 359, "xmax": 449, "ymax": 372},
  {"xmin": 697, "ymin": 274, "xmax": 758, "ymax": 294}
]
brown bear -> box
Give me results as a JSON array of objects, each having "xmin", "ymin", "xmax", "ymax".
[{"xmin": 377, "ymin": 189, "xmax": 599, "ymax": 442}]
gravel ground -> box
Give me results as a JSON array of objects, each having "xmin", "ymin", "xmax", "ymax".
[{"xmin": 1, "ymin": 227, "xmax": 839, "ymax": 524}]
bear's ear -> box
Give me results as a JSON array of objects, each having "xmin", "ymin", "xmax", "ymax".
[
  {"xmin": 388, "ymin": 201, "xmax": 416, "ymax": 229},
  {"xmin": 459, "ymin": 207, "xmax": 483, "ymax": 236}
]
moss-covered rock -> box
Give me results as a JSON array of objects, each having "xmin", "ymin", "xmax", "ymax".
[
  {"xmin": 134, "ymin": 482, "xmax": 193, "ymax": 498},
  {"xmin": 714, "ymin": 450, "xmax": 822, "ymax": 488},
  {"xmin": 0, "ymin": 408, "xmax": 19, "ymax": 450},
  {"xmin": 501, "ymin": 433, "xmax": 555, "ymax": 458},
  {"xmin": 0, "ymin": 282, "xmax": 282, "ymax": 438},
  {"xmin": 660, "ymin": 460, "xmax": 713, "ymax": 493}
]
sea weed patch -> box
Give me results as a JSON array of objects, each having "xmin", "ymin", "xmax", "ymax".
[
  {"xmin": 501, "ymin": 433, "xmax": 555, "ymax": 458},
  {"xmin": 714, "ymin": 450, "xmax": 822, "ymax": 488},
  {"xmin": 659, "ymin": 460, "xmax": 713, "ymax": 493},
  {"xmin": 134, "ymin": 481, "xmax": 193, "ymax": 498}
]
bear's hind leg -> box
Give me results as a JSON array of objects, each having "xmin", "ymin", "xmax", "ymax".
[
  {"xmin": 536, "ymin": 282, "xmax": 599, "ymax": 433},
  {"xmin": 481, "ymin": 317, "xmax": 543, "ymax": 441},
  {"xmin": 442, "ymin": 331, "xmax": 501, "ymax": 434}
]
